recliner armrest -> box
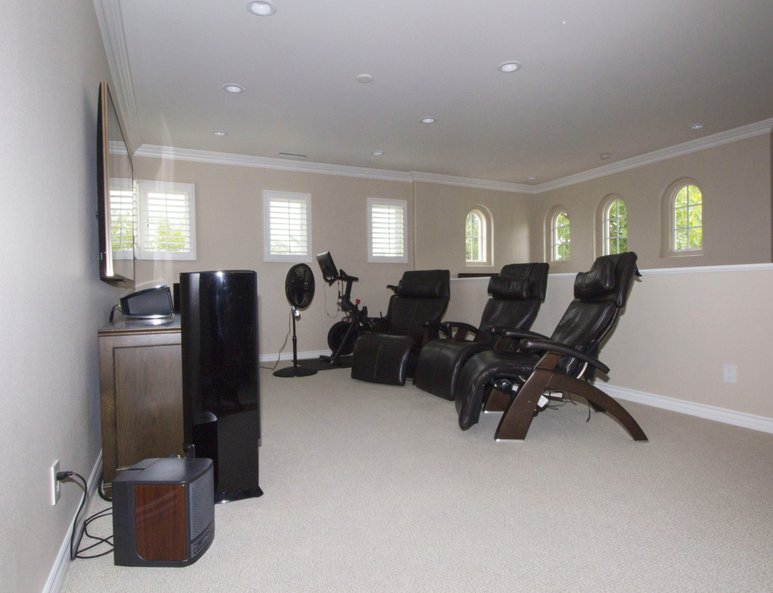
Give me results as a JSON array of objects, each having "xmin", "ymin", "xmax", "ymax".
[
  {"xmin": 439, "ymin": 321, "xmax": 483, "ymax": 341},
  {"xmin": 521, "ymin": 339, "xmax": 610, "ymax": 374},
  {"xmin": 491, "ymin": 327, "xmax": 549, "ymax": 341}
]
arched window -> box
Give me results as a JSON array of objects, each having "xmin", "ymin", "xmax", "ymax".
[
  {"xmin": 602, "ymin": 197, "xmax": 628, "ymax": 255},
  {"xmin": 550, "ymin": 208, "xmax": 570, "ymax": 261},
  {"xmin": 663, "ymin": 180, "xmax": 703, "ymax": 255},
  {"xmin": 465, "ymin": 209, "xmax": 486, "ymax": 263}
]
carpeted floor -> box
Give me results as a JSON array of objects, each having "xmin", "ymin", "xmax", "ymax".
[{"xmin": 61, "ymin": 367, "xmax": 773, "ymax": 592}]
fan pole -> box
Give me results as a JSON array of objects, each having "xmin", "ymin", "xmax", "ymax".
[{"xmin": 273, "ymin": 308, "xmax": 317, "ymax": 378}]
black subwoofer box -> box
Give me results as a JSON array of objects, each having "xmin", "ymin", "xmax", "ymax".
[{"xmin": 112, "ymin": 457, "xmax": 215, "ymax": 567}]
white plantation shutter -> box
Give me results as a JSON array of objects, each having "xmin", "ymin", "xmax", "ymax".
[
  {"xmin": 137, "ymin": 181, "xmax": 196, "ymax": 260},
  {"xmin": 263, "ymin": 191, "xmax": 311, "ymax": 262},
  {"xmin": 109, "ymin": 181, "xmax": 135, "ymax": 258},
  {"xmin": 368, "ymin": 198, "xmax": 407, "ymax": 262}
]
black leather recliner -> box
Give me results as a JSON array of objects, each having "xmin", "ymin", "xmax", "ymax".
[
  {"xmin": 413, "ymin": 263, "xmax": 549, "ymax": 400},
  {"xmin": 351, "ymin": 269, "xmax": 450, "ymax": 385},
  {"xmin": 455, "ymin": 252, "xmax": 647, "ymax": 441}
]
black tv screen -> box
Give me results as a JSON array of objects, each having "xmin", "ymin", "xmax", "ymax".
[{"xmin": 316, "ymin": 251, "xmax": 339, "ymax": 285}]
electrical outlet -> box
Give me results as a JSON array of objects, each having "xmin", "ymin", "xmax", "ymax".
[
  {"xmin": 722, "ymin": 364, "xmax": 738, "ymax": 384},
  {"xmin": 50, "ymin": 460, "xmax": 61, "ymax": 506}
]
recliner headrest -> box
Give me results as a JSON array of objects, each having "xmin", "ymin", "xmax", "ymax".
[
  {"xmin": 574, "ymin": 258, "xmax": 615, "ymax": 298},
  {"xmin": 574, "ymin": 252, "xmax": 639, "ymax": 307},
  {"xmin": 489, "ymin": 262, "xmax": 549, "ymax": 301},
  {"xmin": 395, "ymin": 269, "xmax": 450, "ymax": 298}
]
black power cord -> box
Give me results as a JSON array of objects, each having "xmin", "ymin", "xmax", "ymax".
[{"xmin": 57, "ymin": 471, "xmax": 114, "ymax": 560}]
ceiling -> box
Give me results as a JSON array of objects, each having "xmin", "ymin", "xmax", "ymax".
[{"xmin": 103, "ymin": 0, "xmax": 773, "ymax": 186}]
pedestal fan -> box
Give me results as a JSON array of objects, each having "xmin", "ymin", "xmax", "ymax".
[{"xmin": 274, "ymin": 263, "xmax": 317, "ymax": 377}]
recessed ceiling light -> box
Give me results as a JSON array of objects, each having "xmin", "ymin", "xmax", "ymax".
[
  {"xmin": 420, "ymin": 116, "xmax": 436, "ymax": 124},
  {"xmin": 498, "ymin": 61, "xmax": 522, "ymax": 73},
  {"xmin": 371, "ymin": 150, "xmax": 384, "ymax": 156},
  {"xmin": 689, "ymin": 122, "xmax": 704, "ymax": 131},
  {"xmin": 211, "ymin": 130, "xmax": 228, "ymax": 136},
  {"xmin": 222, "ymin": 83, "xmax": 245, "ymax": 94},
  {"xmin": 356, "ymin": 73, "xmax": 374, "ymax": 84},
  {"xmin": 528, "ymin": 176, "xmax": 537, "ymax": 183},
  {"xmin": 247, "ymin": 1, "xmax": 275, "ymax": 16},
  {"xmin": 599, "ymin": 152, "xmax": 612, "ymax": 161}
]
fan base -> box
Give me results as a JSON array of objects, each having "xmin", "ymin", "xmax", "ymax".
[{"xmin": 273, "ymin": 365, "xmax": 318, "ymax": 378}]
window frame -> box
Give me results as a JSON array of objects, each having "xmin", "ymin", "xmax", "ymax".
[
  {"xmin": 600, "ymin": 195, "xmax": 628, "ymax": 256},
  {"xmin": 465, "ymin": 207, "xmax": 492, "ymax": 266},
  {"xmin": 662, "ymin": 179, "xmax": 704, "ymax": 257},
  {"xmin": 136, "ymin": 180, "xmax": 196, "ymax": 261},
  {"xmin": 548, "ymin": 206, "xmax": 571, "ymax": 262},
  {"xmin": 367, "ymin": 197, "xmax": 408, "ymax": 263},
  {"xmin": 263, "ymin": 190, "xmax": 312, "ymax": 263}
]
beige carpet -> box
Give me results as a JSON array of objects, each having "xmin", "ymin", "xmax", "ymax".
[{"xmin": 62, "ymin": 367, "xmax": 773, "ymax": 592}]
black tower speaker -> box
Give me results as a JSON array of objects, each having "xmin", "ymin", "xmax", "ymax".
[{"xmin": 180, "ymin": 270, "xmax": 263, "ymax": 502}]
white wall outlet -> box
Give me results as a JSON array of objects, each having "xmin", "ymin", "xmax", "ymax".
[
  {"xmin": 722, "ymin": 364, "xmax": 738, "ymax": 384},
  {"xmin": 50, "ymin": 460, "xmax": 60, "ymax": 506}
]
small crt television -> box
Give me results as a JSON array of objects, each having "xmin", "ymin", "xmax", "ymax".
[{"xmin": 112, "ymin": 457, "xmax": 215, "ymax": 567}]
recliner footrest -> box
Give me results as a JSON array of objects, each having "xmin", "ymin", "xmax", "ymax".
[{"xmin": 351, "ymin": 333, "xmax": 413, "ymax": 385}]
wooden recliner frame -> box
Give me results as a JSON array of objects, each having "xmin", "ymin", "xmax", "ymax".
[{"xmin": 484, "ymin": 341, "xmax": 647, "ymax": 441}]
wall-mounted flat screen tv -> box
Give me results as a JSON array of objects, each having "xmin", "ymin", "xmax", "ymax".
[{"xmin": 97, "ymin": 81, "xmax": 135, "ymax": 286}]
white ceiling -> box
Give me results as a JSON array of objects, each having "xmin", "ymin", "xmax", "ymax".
[{"xmin": 104, "ymin": 0, "xmax": 773, "ymax": 185}]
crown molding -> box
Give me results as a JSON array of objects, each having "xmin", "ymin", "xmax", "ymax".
[
  {"xmin": 410, "ymin": 171, "xmax": 535, "ymax": 194},
  {"xmin": 135, "ymin": 145, "xmax": 535, "ymax": 192},
  {"xmin": 137, "ymin": 116, "xmax": 772, "ymax": 194},
  {"xmin": 93, "ymin": 0, "xmax": 141, "ymax": 154},
  {"xmin": 135, "ymin": 145, "xmax": 416, "ymax": 183},
  {"xmin": 535, "ymin": 118, "xmax": 773, "ymax": 193}
]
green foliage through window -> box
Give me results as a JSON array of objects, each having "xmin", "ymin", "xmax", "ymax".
[
  {"xmin": 552, "ymin": 210, "xmax": 570, "ymax": 261},
  {"xmin": 672, "ymin": 184, "xmax": 702, "ymax": 251},
  {"xmin": 465, "ymin": 210, "xmax": 485, "ymax": 262},
  {"xmin": 604, "ymin": 198, "xmax": 628, "ymax": 255}
]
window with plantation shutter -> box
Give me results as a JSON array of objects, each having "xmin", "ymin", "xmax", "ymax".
[
  {"xmin": 263, "ymin": 190, "xmax": 312, "ymax": 262},
  {"xmin": 137, "ymin": 181, "xmax": 196, "ymax": 260},
  {"xmin": 109, "ymin": 178, "xmax": 135, "ymax": 259},
  {"xmin": 368, "ymin": 198, "xmax": 407, "ymax": 263}
]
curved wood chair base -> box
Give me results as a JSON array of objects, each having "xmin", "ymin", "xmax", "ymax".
[{"xmin": 495, "ymin": 353, "xmax": 648, "ymax": 442}]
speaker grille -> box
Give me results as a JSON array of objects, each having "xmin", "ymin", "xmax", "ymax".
[{"xmin": 189, "ymin": 464, "xmax": 215, "ymax": 538}]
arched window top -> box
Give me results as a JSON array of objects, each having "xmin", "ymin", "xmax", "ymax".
[
  {"xmin": 549, "ymin": 207, "xmax": 570, "ymax": 262},
  {"xmin": 601, "ymin": 195, "xmax": 628, "ymax": 255},
  {"xmin": 664, "ymin": 179, "xmax": 703, "ymax": 255},
  {"xmin": 465, "ymin": 207, "xmax": 490, "ymax": 265}
]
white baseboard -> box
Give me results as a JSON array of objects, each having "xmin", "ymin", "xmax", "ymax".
[
  {"xmin": 43, "ymin": 451, "xmax": 103, "ymax": 593},
  {"xmin": 605, "ymin": 384, "xmax": 773, "ymax": 434}
]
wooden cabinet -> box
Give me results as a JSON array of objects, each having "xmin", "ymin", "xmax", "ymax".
[{"xmin": 99, "ymin": 320, "xmax": 183, "ymax": 493}]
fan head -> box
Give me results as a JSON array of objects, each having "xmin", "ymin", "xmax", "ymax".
[{"xmin": 285, "ymin": 263, "xmax": 315, "ymax": 310}]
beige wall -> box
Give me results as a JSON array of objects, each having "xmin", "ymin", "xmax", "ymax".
[
  {"xmin": 133, "ymin": 157, "xmax": 414, "ymax": 358},
  {"xmin": 0, "ymin": 3, "xmax": 118, "ymax": 592},
  {"xmin": 529, "ymin": 134, "xmax": 772, "ymax": 273},
  {"xmin": 134, "ymin": 131, "xmax": 771, "ymax": 359},
  {"xmin": 413, "ymin": 182, "xmax": 533, "ymax": 273}
]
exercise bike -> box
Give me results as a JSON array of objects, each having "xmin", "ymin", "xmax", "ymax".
[{"xmin": 316, "ymin": 251, "xmax": 379, "ymax": 366}]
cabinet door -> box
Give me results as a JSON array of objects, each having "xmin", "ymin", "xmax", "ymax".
[
  {"xmin": 100, "ymin": 330, "xmax": 183, "ymax": 487},
  {"xmin": 113, "ymin": 343, "xmax": 183, "ymax": 467}
]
